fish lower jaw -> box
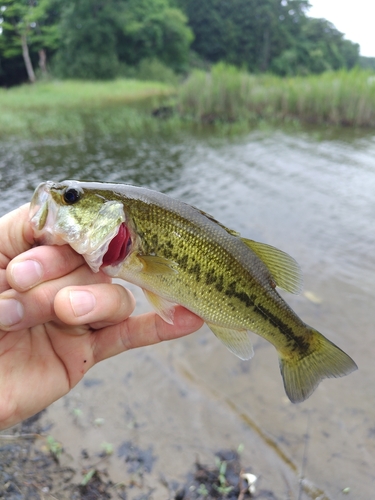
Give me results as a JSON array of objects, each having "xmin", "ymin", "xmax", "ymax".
[
  {"xmin": 80, "ymin": 240, "xmax": 125, "ymax": 273},
  {"xmin": 82, "ymin": 249, "xmax": 107, "ymax": 273}
]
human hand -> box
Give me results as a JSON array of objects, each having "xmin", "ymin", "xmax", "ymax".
[{"xmin": 0, "ymin": 204, "xmax": 203, "ymax": 430}]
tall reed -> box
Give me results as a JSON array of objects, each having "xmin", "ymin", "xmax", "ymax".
[{"xmin": 178, "ymin": 64, "xmax": 375, "ymax": 127}]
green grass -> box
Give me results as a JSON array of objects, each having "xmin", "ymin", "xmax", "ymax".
[
  {"xmin": 0, "ymin": 79, "xmax": 175, "ymax": 138},
  {"xmin": 177, "ymin": 64, "xmax": 375, "ymax": 128},
  {"xmin": 2, "ymin": 69, "xmax": 375, "ymax": 139},
  {"xmin": 1, "ymin": 79, "xmax": 173, "ymax": 109}
]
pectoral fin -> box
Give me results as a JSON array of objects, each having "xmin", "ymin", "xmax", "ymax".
[
  {"xmin": 207, "ymin": 323, "xmax": 254, "ymax": 360},
  {"xmin": 241, "ymin": 238, "xmax": 303, "ymax": 294},
  {"xmin": 138, "ymin": 255, "xmax": 178, "ymax": 275},
  {"xmin": 143, "ymin": 289, "xmax": 176, "ymax": 324}
]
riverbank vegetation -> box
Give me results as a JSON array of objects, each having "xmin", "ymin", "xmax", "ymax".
[
  {"xmin": 1, "ymin": 0, "xmax": 374, "ymax": 136},
  {"xmin": 178, "ymin": 64, "xmax": 375, "ymax": 128},
  {"xmin": 2, "ymin": 66, "xmax": 375, "ymax": 139}
]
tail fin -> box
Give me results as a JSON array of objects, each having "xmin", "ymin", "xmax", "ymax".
[{"xmin": 279, "ymin": 328, "xmax": 357, "ymax": 403}]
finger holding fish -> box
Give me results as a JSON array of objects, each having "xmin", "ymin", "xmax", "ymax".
[
  {"xmin": 6, "ymin": 245, "xmax": 86, "ymax": 292},
  {"xmin": 0, "ymin": 204, "xmax": 34, "ymax": 263},
  {"xmin": 0, "ymin": 204, "xmax": 34, "ymax": 294},
  {"xmin": 0, "ymin": 265, "xmax": 111, "ymax": 331},
  {"xmin": 54, "ymin": 283, "xmax": 135, "ymax": 331},
  {"xmin": 91, "ymin": 306, "xmax": 204, "ymax": 364}
]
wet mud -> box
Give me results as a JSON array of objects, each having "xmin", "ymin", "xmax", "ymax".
[
  {"xmin": 0, "ymin": 413, "xmax": 275, "ymax": 500},
  {"xmin": 0, "ymin": 412, "xmax": 122, "ymax": 499}
]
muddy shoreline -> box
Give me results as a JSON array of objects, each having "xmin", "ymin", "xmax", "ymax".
[{"xmin": 0, "ymin": 412, "xmax": 268, "ymax": 499}]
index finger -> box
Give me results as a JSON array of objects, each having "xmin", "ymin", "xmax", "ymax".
[
  {"xmin": 7, "ymin": 245, "xmax": 86, "ymax": 292},
  {"xmin": 0, "ymin": 204, "xmax": 35, "ymax": 293},
  {"xmin": 0, "ymin": 204, "xmax": 34, "ymax": 265}
]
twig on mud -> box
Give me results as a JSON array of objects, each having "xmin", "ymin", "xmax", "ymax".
[{"xmin": 0, "ymin": 432, "xmax": 42, "ymax": 440}]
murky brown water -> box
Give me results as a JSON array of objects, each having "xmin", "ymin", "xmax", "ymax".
[{"xmin": 1, "ymin": 125, "xmax": 374, "ymax": 498}]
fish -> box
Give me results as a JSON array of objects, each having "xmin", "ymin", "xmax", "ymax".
[{"xmin": 29, "ymin": 180, "xmax": 357, "ymax": 403}]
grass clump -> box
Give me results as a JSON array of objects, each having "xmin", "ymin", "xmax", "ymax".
[
  {"xmin": 178, "ymin": 64, "xmax": 375, "ymax": 127},
  {"xmin": 0, "ymin": 79, "xmax": 174, "ymax": 138},
  {"xmin": 178, "ymin": 63, "xmax": 259, "ymax": 123}
]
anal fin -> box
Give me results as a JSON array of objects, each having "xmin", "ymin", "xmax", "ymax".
[{"xmin": 207, "ymin": 323, "xmax": 254, "ymax": 360}]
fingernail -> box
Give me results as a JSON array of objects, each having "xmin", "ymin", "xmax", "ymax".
[
  {"xmin": 11, "ymin": 260, "xmax": 43, "ymax": 290},
  {"xmin": 0, "ymin": 299, "xmax": 24, "ymax": 327},
  {"xmin": 69, "ymin": 291, "xmax": 96, "ymax": 317}
]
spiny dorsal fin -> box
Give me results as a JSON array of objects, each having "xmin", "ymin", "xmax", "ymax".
[
  {"xmin": 196, "ymin": 208, "xmax": 241, "ymax": 237},
  {"xmin": 207, "ymin": 323, "xmax": 254, "ymax": 360},
  {"xmin": 241, "ymin": 238, "xmax": 303, "ymax": 294}
]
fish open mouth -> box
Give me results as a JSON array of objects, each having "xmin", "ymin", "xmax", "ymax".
[{"xmin": 102, "ymin": 223, "xmax": 132, "ymax": 267}]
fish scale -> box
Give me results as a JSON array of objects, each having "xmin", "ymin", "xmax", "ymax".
[
  {"xmin": 128, "ymin": 196, "xmax": 296, "ymax": 335},
  {"xmin": 126, "ymin": 197, "xmax": 263, "ymax": 323},
  {"xmin": 29, "ymin": 180, "xmax": 357, "ymax": 403}
]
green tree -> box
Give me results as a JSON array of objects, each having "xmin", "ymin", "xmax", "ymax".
[
  {"xmin": 176, "ymin": 0, "xmax": 311, "ymax": 72},
  {"xmin": 359, "ymin": 56, "xmax": 375, "ymax": 72},
  {"xmin": 116, "ymin": 0, "xmax": 193, "ymax": 72},
  {"xmin": 54, "ymin": 0, "xmax": 192, "ymax": 79},
  {"xmin": 175, "ymin": 0, "xmax": 225, "ymax": 63},
  {"xmin": 176, "ymin": 0, "xmax": 359, "ymax": 75},
  {"xmin": 271, "ymin": 17, "xmax": 359, "ymax": 75},
  {"xmin": 54, "ymin": 0, "xmax": 120, "ymax": 80},
  {"xmin": 0, "ymin": 0, "xmax": 60, "ymax": 82}
]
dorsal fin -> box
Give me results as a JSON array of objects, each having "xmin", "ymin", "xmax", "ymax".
[
  {"xmin": 196, "ymin": 208, "xmax": 241, "ymax": 237},
  {"xmin": 241, "ymin": 238, "xmax": 303, "ymax": 294}
]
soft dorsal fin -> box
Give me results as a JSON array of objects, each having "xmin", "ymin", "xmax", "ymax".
[
  {"xmin": 207, "ymin": 323, "xmax": 254, "ymax": 360},
  {"xmin": 198, "ymin": 209, "xmax": 302, "ymax": 294},
  {"xmin": 241, "ymin": 238, "xmax": 303, "ymax": 294}
]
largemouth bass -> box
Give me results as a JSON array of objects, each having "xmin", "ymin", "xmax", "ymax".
[{"xmin": 29, "ymin": 180, "xmax": 357, "ymax": 403}]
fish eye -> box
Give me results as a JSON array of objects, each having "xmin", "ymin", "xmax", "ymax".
[{"xmin": 63, "ymin": 187, "xmax": 81, "ymax": 205}]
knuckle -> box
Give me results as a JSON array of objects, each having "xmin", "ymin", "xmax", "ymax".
[{"xmin": 33, "ymin": 284, "xmax": 56, "ymax": 320}]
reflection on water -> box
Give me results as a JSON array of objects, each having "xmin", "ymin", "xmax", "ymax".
[{"xmin": 1, "ymin": 126, "xmax": 374, "ymax": 498}]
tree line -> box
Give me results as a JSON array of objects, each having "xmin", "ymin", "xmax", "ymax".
[{"xmin": 0, "ymin": 0, "xmax": 366, "ymax": 87}]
